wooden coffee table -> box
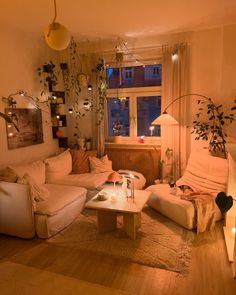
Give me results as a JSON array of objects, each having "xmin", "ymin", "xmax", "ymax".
[{"xmin": 85, "ymin": 189, "xmax": 151, "ymax": 239}]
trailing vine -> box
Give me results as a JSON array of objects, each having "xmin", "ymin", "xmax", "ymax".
[
  {"xmin": 37, "ymin": 61, "xmax": 58, "ymax": 93},
  {"xmin": 95, "ymin": 58, "xmax": 107, "ymax": 125}
]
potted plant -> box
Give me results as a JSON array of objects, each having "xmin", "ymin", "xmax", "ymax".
[{"xmin": 192, "ymin": 98, "xmax": 236, "ymax": 158}]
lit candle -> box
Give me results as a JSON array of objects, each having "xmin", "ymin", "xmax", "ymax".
[
  {"xmin": 111, "ymin": 193, "xmax": 117, "ymax": 203},
  {"xmin": 149, "ymin": 126, "xmax": 154, "ymax": 136},
  {"xmin": 139, "ymin": 136, "xmax": 144, "ymax": 143}
]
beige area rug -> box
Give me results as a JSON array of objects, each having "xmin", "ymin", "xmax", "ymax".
[
  {"xmin": 0, "ymin": 261, "xmax": 130, "ymax": 295},
  {"xmin": 48, "ymin": 206, "xmax": 195, "ymax": 274}
]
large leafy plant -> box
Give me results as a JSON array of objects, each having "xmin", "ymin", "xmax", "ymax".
[{"xmin": 192, "ymin": 98, "xmax": 236, "ymax": 158}]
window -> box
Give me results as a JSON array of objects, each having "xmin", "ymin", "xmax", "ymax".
[
  {"xmin": 123, "ymin": 67, "xmax": 133, "ymax": 80},
  {"xmin": 106, "ymin": 64, "xmax": 162, "ymax": 139},
  {"xmin": 107, "ymin": 97, "xmax": 130, "ymax": 136},
  {"xmin": 152, "ymin": 66, "xmax": 160, "ymax": 76},
  {"xmin": 107, "ymin": 64, "xmax": 161, "ymax": 89},
  {"xmin": 137, "ymin": 96, "xmax": 161, "ymax": 136}
]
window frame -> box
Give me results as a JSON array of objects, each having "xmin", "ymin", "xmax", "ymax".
[{"xmin": 105, "ymin": 85, "xmax": 162, "ymax": 141}]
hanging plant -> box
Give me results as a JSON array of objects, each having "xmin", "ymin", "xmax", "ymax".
[
  {"xmin": 95, "ymin": 58, "xmax": 107, "ymax": 125},
  {"xmin": 192, "ymin": 98, "xmax": 236, "ymax": 158},
  {"xmin": 37, "ymin": 61, "xmax": 58, "ymax": 92}
]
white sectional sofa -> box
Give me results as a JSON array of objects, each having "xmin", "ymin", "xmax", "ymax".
[{"xmin": 0, "ymin": 150, "xmax": 111, "ymax": 239}]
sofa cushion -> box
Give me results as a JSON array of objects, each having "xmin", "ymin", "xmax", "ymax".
[
  {"xmin": 48, "ymin": 172, "xmax": 111, "ymax": 190},
  {"xmin": 89, "ymin": 155, "xmax": 113, "ymax": 173},
  {"xmin": 35, "ymin": 184, "xmax": 86, "ymax": 216},
  {"xmin": 70, "ymin": 149, "xmax": 97, "ymax": 174},
  {"xmin": 0, "ymin": 167, "xmax": 18, "ymax": 183},
  {"xmin": 176, "ymin": 152, "xmax": 228, "ymax": 194},
  {"xmin": 45, "ymin": 149, "xmax": 72, "ymax": 183},
  {"xmin": 146, "ymin": 184, "xmax": 196, "ymax": 229},
  {"xmin": 9, "ymin": 160, "xmax": 46, "ymax": 185},
  {"xmin": 146, "ymin": 183, "xmax": 222, "ymax": 230},
  {"xmin": 17, "ymin": 173, "xmax": 50, "ymax": 202}
]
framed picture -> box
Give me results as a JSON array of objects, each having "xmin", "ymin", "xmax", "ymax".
[{"xmin": 5, "ymin": 108, "xmax": 43, "ymax": 150}]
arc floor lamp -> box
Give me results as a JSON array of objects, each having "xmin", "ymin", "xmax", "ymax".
[{"xmin": 151, "ymin": 93, "xmax": 212, "ymax": 125}]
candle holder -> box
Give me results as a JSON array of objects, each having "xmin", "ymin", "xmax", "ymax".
[{"xmin": 127, "ymin": 173, "xmax": 135, "ymax": 199}]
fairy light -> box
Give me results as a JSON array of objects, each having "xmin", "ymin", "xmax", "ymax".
[{"xmin": 172, "ymin": 52, "xmax": 178, "ymax": 61}]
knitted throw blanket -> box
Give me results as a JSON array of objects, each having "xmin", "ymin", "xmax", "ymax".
[{"xmin": 180, "ymin": 191, "xmax": 217, "ymax": 233}]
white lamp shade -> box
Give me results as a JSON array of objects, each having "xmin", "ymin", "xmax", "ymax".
[
  {"xmin": 151, "ymin": 112, "xmax": 178, "ymax": 125},
  {"xmin": 44, "ymin": 22, "xmax": 71, "ymax": 51}
]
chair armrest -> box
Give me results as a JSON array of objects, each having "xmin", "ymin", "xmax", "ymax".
[{"xmin": 0, "ymin": 181, "xmax": 35, "ymax": 238}]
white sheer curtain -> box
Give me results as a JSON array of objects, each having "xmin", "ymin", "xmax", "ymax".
[{"xmin": 161, "ymin": 43, "xmax": 190, "ymax": 181}]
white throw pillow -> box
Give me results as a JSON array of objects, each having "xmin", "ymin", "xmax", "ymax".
[
  {"xmin": 9, "ymin": 160, "xmax": 46, "ymax": 185},
  {"xmin": 45, "ymin": 149, "xmax": 72, "ymax": 183},
  {"xmin": 89, "ymin": 155, "xmax": 113, "ymax": 174},
  {"xmin": 17, "ymin": 173, "xmax": 50, "ymax": 202}
]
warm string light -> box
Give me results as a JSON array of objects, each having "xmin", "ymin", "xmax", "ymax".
[{"xmin": 172, "ymin": 51, "xmax": 178, "ymax": 61}]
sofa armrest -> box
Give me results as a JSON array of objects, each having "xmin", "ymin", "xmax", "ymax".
[{"xmin": 0, "ymin": 181, "xmax": 35, "ymax": 238}]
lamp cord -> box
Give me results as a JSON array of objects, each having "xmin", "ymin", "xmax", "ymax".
[
  {"xmin": 47, "ymin": 0, "xmax": 57, "ymax": 38},
  {"xmin": 52, "ymin": 0, "xmax": 57, "ymax": 24},
  {"xmin": 164, "ymin": 93, "xmax": 212, "ymax": 112}
]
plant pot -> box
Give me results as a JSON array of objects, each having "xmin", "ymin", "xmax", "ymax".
[{"xmin": 114, "ymin": 135, "xmax": 122, "ymax": 143}]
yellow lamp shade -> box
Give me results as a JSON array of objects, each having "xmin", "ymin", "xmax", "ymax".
[{"xmin": 44, "ymin": 22, "xmax": 71, "ymax": 51}]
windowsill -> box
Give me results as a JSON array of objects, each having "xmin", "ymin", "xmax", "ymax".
[{"xmin": 105, "ymin": 138, "xmax": 161, "ymax": 149}]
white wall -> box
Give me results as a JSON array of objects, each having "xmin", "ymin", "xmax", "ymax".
[
  {"xmin": 0, "ymin": 26, "xmax": 58, "ymax": 168},
  {"xmin": 189, "ymin": 25, "xmax": 236, "ymax": 149}
]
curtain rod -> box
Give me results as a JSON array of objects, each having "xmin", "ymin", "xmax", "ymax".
[{"xmin": 77, "ymin": 41, "xmax": 190, "ymax": 55}]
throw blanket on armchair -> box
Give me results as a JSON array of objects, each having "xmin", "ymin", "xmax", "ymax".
[{"xmin": 180, "ymin": 191, "xmax": 216, "ymax": 233}]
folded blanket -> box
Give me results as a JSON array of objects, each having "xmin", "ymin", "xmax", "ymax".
[{"xmin": 180, "ymin": 191, "xmax": 216, "ymax": 233}]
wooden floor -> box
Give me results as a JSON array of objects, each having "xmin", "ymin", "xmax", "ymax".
[{"xmin": 0, "ymin": 221, "xmax": 236, "ymax": 295}]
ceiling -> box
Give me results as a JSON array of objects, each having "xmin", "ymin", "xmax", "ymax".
[{"xmin": 1, "ymin": 0, "xmax": 236, "ymax": 41}]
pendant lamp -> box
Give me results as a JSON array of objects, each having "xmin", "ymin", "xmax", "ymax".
[{"xmin": 44, "ymin": 0, "xmax": 71, "ymax": 51}]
